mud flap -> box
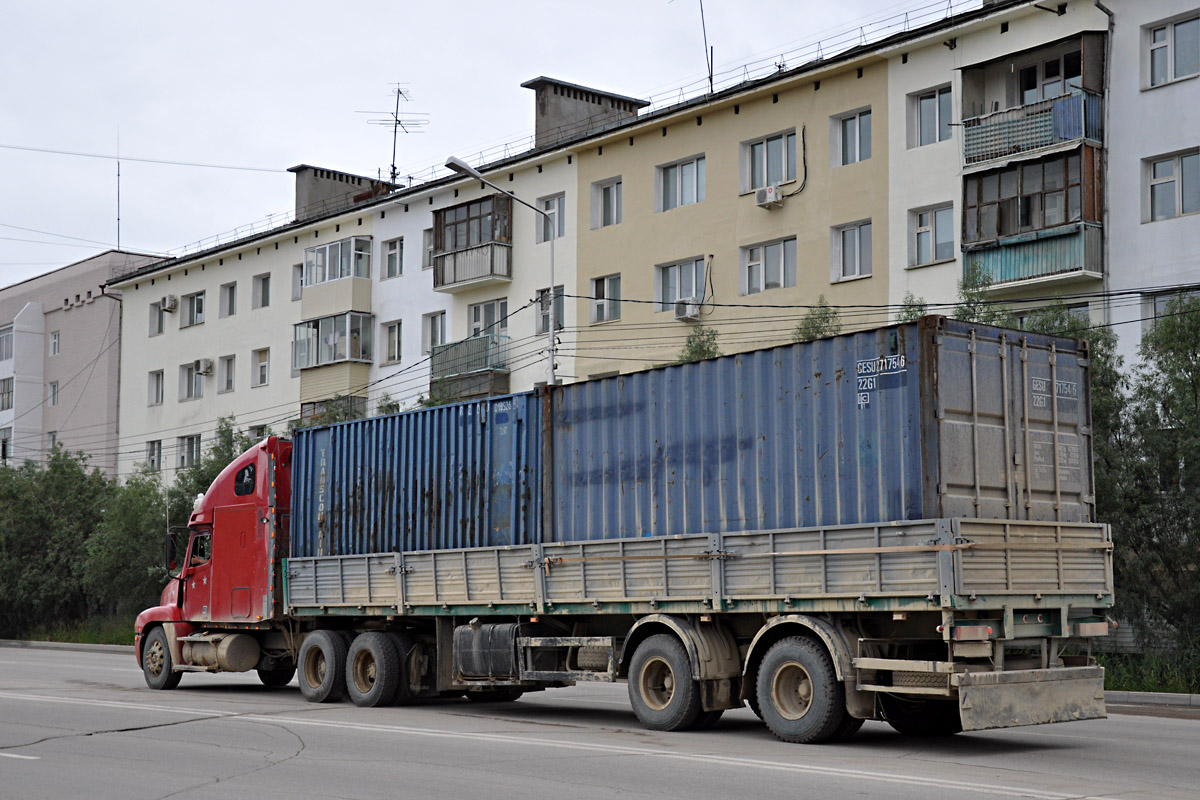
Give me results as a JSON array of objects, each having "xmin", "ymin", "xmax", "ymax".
[{"xmin": 955, "ymin": 666, "xmax": 1106, "ymax": 732}]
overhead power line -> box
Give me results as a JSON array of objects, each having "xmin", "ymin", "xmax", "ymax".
[{"xmin": 0, "ymin": 143, "xmax": 284, "ymax": 174}]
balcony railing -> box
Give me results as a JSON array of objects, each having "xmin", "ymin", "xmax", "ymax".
[
  {"xmin": 963, "ymin": 90, "xmax": 1103, "ymax": 166},
  {"xmin": 430, "ymin": 334, "xmax": 511, "ymax": 380},
  {"xmin": 965, "ymin": 222, "xmax": 1102, "ymax": 289},
  {"xmin": 433, "ymin": 242, "xmax": 512, "ymax": 292}
]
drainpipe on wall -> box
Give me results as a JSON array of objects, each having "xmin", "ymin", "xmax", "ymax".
[{"xmin": 1094, "ymin": 0, "xmax": 1114, "ymax": 330}]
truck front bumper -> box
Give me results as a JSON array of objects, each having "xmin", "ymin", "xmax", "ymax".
[{"xmin": 953, "ymin": 665, "xmax": 1106, "ymax": 732}]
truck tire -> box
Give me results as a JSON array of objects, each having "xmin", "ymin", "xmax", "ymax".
[
  {"xmin": 881, "ymin": 695, "xmax": 962, "ymax": 737},
  {"xmin": 346, "ymin": 632, "xmax": 401, "ymax": 708},
  {"xmin": 298, "ymin": 630, "xmax": 348, "ymax": 703},
  {"xmin": 756, "ymin": 636, "xmax": 844, "ymax": 744},
  {"xmin": 257, "ymin": 660, "xmax": 296, "ymax": 688},
  {"xmin": 142, "ymin": 627, "xmax": 182, "ymax": 690},
  {"xmin": 627, "ymin": 634, "xmax": 700, "ymax": 731},
  {"xmin": 386, "ymin": 631, "xmax": 419, "ymax": 705}
]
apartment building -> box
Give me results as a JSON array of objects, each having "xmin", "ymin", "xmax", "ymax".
[{"xmin": 0, "ymin": 250, "xmax": 160, "ymax": 474}]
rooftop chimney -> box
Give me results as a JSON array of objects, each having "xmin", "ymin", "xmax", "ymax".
[
  {"xmin": 287, "ymin": 165, "xmax": 398, "ymax": 221},
  {"xmin": 521, "ymin": 77, "xmax": 649, "ymax": 149}
]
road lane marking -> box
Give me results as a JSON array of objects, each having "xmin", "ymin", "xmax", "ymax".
[
  {"xmin": 0, "ymin": 753, "xmax": 40, "ymax": 760},
  {"xmin": 0, "ymin": 691, "xmax": 1076, "ymax": 799}
]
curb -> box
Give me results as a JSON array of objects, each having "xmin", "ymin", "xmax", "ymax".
[
  {"xmin": 0, "ymin": 639, "xmax": 135, "ymax": 656},
  {"xmin": 1106, "ymin": 690, "xmax": 1200, "ymax": 708}
]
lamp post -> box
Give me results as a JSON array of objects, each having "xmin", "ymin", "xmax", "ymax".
[{"xmin": 445, "ymin": 156, "xmax": 557, "ymax": 387}]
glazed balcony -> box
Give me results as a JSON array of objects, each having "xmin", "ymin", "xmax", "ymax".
[{"xmin": 964, "ymin": 222, "xmax": 1102, "ymax": 292}]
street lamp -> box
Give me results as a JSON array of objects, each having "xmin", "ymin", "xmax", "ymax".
[{"xmin": 444, "ymin": 156, "xmax": 558, "ymax": 387}]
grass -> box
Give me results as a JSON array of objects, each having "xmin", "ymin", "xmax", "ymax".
[
  {"xmin": 19, "ymin": 614, "xmax": 134, "ymax": 647},
  {"xmin": 1098, "ymin": 651, "xmax": 1200, "ymax": 694}
]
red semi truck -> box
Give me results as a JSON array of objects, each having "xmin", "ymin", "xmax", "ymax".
[{"xmin": 135, "ymin": 320, "xmax": 1114, "ymax": 743}]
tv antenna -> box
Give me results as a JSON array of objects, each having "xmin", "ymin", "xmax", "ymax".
[
  {"xmin": 358, "ymin": 84, "xmax": 429, "ymax": 186},
  {"xmin": 699, "ymin": 0, "xmax": 714, "ymax": 94}
]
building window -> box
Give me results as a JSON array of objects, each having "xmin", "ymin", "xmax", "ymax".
[
  {"xmin": 470, "ymin": 298, "xmax": 509, "ymax": 336},
  {"xmin": 248, "ymin": 425, "xmax": 268, "ymax": 440},
  {"xmin": 218, "ymin": 355, "xmax": 235, "ymax": 393},
  {"xmin": 148, "ymin": 370, "xmax": 164, "ymax": 406},
  {"xmin": 745, "ymin": 131, "xmax": 797, "ymax": 191},
  {"xmin": 1, "ymin": 427, "xmax": 12, "ymax": 465},
  {"xmin": 0, "ymin": 326, "xmax": 11, "ymax": 361},
  {"xmin": 47, "ymin": 381, "xmax": 58, "ymax": 407},
  {"xmin": 383, "ymin": 321, "xmax": 402, "ymax": 363},
  {"xmin": 177, "ymin": 434, "xmax": 201, "ymax": 469},
  {"xmin": 0, "ymin": 377, "xmax": 11, "ymax": 411},
  {"xmin": 46, "ymin": 431, "xmax": 57, "ymax": 451},
  {"xmin": 1018, "ymin": 50, "xmax": 1082, "ymax": 103},
  {"xmin": 743, "ymin": 238, "xmax": 797, "ymax": 295},
  {"xmin": 435, "ymin": 195, "xmax": 512, "ymax": 254},
  {"xmin": 1148, "ymin": 151, "xmax": 1199, "ymax": 221},
  {"xmin": 538, "ymin": 194, "xmax": 566, "ymax": 243},
  {"xmin": 383, "ymin": 238, "xmax": 403, "ymax": 279},
  {"xmin": 292, "ymin": 312, "xmax": 374, "ymax": 370},
  {"xmin": 537, "ymin": 287, "xmax": 564, "ymax": 334},
  {"xmin": 253, "ymin": 348, "xmax": 270, "ymax": 387},
  {"xmin": 912, "ymin": 205, "xmax": 955, "ymax": 266},
  {"xmin": 292, "ymin": 264, "xmax": 303, "ymax": 301},
  {"xmin": 657, "ymin": 258, "xmax": 707, "ymax": 311},
  {"xmin": 592, "ymin": 178, "xmax": 622, "ymax": 228},
  {"xmin": 964, "ymin": 151, "xmax": 1085, "ymax": 243},
  {"xmin": 145, "ymin": 440, "xmax": 162, "ymax": 472},
  {"xmin": 834, "ymin": 221, "xmax": 873, "ymax": 280},
  {"xmin": 1148, "ymin": 16, "xmax": 1199, "ymax": 87},
  {"xmin": 591, "ymin": 274, "xmax": 621, "ymax": 323},
  {"xmin": 179, "ymin": 363, "xmax": 204, "ymax": 400},
  {"xmin": 422, "ymin": 228, "xmax": 434, "ymax": 269},
  {"xmin": 422, "ymin": 311, "xmax": 446, "ymax": 353},
  {"xmin": 182, "ymin": 292, "xmax": 205, "ymax": 327},
  {"xmin": 219, "ymin": 282, "xmax": 237, "ymax": 317},
  {"xmin": 253, "ymin": 273, "xmax": 271, "ymax": 308},
  {"xmin": 914, "ymin": 86, "xmax": 952, "ymax": 147},
  {"xmin": 49, "ymin": 330, "xmax": 60, "ymax": 356},
  {"xmin": 303, "ymin": 236, "xmax": 372, "ymax": 287},
  {"xmin": 659, "ymin": 155, "xmax": 706, "ymax": 211},
  {"xmin": 149, "ymin": 302, "xmax": 164, "ymax": 336},
  {"xmin": 837, "ymin": 109, "xmax": 872, "ymax": 165}
]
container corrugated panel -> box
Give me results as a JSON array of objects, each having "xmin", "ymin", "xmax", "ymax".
[{"xmin": 291, "ymin": 393, "xmax": 542, "ymax": 558}]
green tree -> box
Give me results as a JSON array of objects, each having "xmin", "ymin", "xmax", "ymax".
[
  {"xmin": 376, "ymin": 392, "xmax": 402, "ymax": 416},
  {"xmin": 417, "ymin": 380, "xmax": 462, "ymax": 408},
  {"xmin": 677, "ymin": 324, "xmax": 721, "ymax": 363},
  {"xmin": 897, "ymin": 291, "xmax": 928, "ymax": 323},
  {"xmin": 792, "ymin": 295, "xmax": 842, "ymax": 342},
  {"xmin": 84, "ymin": 469, "xmax": 170, "ymax": 616},
  {"xmin": 955, "ymin": 261, "xmax": 1009, "ymax": 324},
  {"xmin": 167, "ymin": 416, "xmax": 258, "ymax": 528}
]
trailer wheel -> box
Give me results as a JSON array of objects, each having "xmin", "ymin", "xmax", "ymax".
[
  {"xmin": 142, "ymin": 627, "xmax": 181, "ymax": 690},
  {"xmin": 881, "ymin": 695, "xmax": 962, "ymax": 737},
  {"xmin": 257, "ymin": 660, "xmax": 296, "ymax": 688},
  {"xmin": 465, "ymin": 687, "xmax": 525, "ymax": 703},
  {"xmin": 346, "ymin": 632, "xmax": 401, "ymax": 708},
  {"xmin": 386, "ymin": 631, "xmax": 419, "ymax": 705},
  {"xmin": 627, "ymin": 634, "xmax": 700, "ymax": 731},
  {"xmin": 298, "ymin": 630, "xmax": 348, "ymax": 703},
  {"xmin": 756, "ymin": 636, "xmax": 844, "ymax": 743}
]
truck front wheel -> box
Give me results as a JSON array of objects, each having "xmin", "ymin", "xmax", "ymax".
[
  {"xmin": 142, "ymin": 627, "xmax": 182, "ymax": 690},
  {"xmin": 627, "ymin": 634, "xmax": 700, "ymax": 731},
  {"xmin": 756, "ymin": 636, "xmax": 844, "ymax": 743},
  {"xmin": 298, "ymin": 630, "xmax": 348, "ymax": 703}
]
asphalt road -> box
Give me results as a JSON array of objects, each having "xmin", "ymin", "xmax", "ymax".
[{"xmin": 1, "ymin": 647, "xmax": 1197, "ymax": 800}]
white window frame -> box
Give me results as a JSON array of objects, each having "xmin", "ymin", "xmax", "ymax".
[
  {"xmin": 149, "ymin": 302, "xmax": 164, "ymax": 336},
  {"xmin": 47, "ymin": 431, "xmax": 57, "ymax": 451},
  {"xmin": 591, "ymin": 274, "xmax": 621, "ymax": 324},
  {"xmin": 470, "ymin": 298, "xmax": 509, "ymax": 337},
  {"xmin": 0, "ymin": 377, "xmax": 12, "ymax": 411},
  {"xmin": 253, "ymin": 348, "xmax": 270, "ymax": 387},
  {"xmin": 835, "ymin": 109, "xmax": 872, "ymax": 166},
  {"xmin": 1146, "ymin": 14, "xmax": 1200, "ymax": 88},
  {"xmin": 292, "ymin": 313, "xmax": 374, "ymax": 370},
  {"xmin": 422, "ymin": 228, "xmax": 434, "ymax": 270},
  {"xmin": 657, "ymin": 155, "xmax": 706, "ymax": 211},
  {"xmin": 219, "ymin": 282, "xmax": 237, "ymax": 318},
  {"xmin": 912, "ymin": 86, "xmax": 952, "ymax": 148},
  {"xmin": 656, "ymin": 257, "xmax": 707, "ymax": 311},
  {"xmin": 0, "ymin": 325, "xmax": 12, "ymax": 361},
  {"xmin": 179, "ymin": 363, "xmax": 203, "ymax": 401},
  {"xmin": 1148, "ymin": 150, "xmax": 1200, "ymax": 221},
  {"xmin": 49, "ymin": 330, "xmax": 60, "ymax": 356},
  {"xmin": 910, "ymin": 204, "xmax": 956, "ymax": 267},
  {"xmin": 537, "ymin": 194, "xmax": 566, "ymax": 243},
  {"xmin": 48, "ymin": 381, "xmax": 58, "ymax": 407},
  {"xmin": 383, "ymin": 238, "xmax": 404, "ymax": 279},
  {"xmin": 148, "ymin": 370, "xmax": 164, "ymax": 406},
  {"xmin": 177, "ymin": 434, "xmax": 201, "ymax": 470},
  {"xmin": 423, "ymin": 311, "xmax": 446, "ymax": 353},
  {"xmin": 252, "ymin": 273, "xmax": 271, "ymax": 309},
  {"xmin": 383, "ymin": 321, "xmax": 402, "ymax": 364},
  {"xmin": 743, "ymin": 130, "xmax": 797, "ymax": 192},
  {"xmin": 182, "ymin": 292, "xmax": 205, "ymax": 327},
  {"xmin": 742, "ymin": 238, "xmax": 798, "ymax": 295},
  {"xmin": 832, "ymin": 221, "xmax": 873, "ymax": 281},
  {"xmin": 218, "ymin": 355, "xmax": 235, "ymax": 394},
  {"xmin": 292, "ymin": 264, "xmax": 303, "ymax": 301},
  {"xmin": 0, "ymin": 426, "xmax": 10, "ymax": 465},
  {"xmin": 303, "ymin": 236, "xmax": 372, "ymax": 287},
  {"xmin": 145, "ymin": 440, "xmax": 162, "ymax": 472},
  {"xmin": 591, "ymin": 178, "xmax": 623, "ymax": 229},
  {"xmin": 537, "ymin": 287, "xmax": 564, "ymax": 334}
]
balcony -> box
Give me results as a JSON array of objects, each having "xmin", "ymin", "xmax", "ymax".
[
  {"xmin": 429, "ymin": 334, "xmax": 511, "ymax": 401},
  {"xmin": 963, "ymin": 91, "xmax": 1103, "ymax": 166},
  {"xmin": 433, "ymin": 242, "xmax": 512, "ymax": 293},
  {"xmin": 964, "ymin": 222, "xmax": 1102, "ymax": 292}
]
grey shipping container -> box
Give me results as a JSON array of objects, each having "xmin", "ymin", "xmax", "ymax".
[{"xmin": 290, "ymin": 317, "xmax": 1093, "ymax": 558}]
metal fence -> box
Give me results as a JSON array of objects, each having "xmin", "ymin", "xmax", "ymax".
[
  {"xmin": 430, "ymin": 333, "xmax": 511, "ymax": 380},
  {"xmin": 963, "ymin": 90, "xmax": 1103, "ymax": 165}
]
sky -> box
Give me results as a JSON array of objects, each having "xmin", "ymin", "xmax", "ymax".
[{"xmin": 0, "ymin": 0, "xmax": 983, "ymax": 289}]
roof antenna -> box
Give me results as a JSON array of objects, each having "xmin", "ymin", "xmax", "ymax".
[
  {"xmin": 116, "ymin": 128, "xmax": 121, "ymax": 250},
  {"xmin": 699, "ymin": 0, "xmax": 714, "ymax": 94},
  {"xmin": 358, "ymin": 84, "xmax": 429, "ymax": 187}
]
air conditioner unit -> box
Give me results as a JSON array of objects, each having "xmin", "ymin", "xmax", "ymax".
[
  {"xmin": 194, "ymin": 358, "xmax": 214, "ymax": 376},
  {"xmin": 161, "ymin": 295, "xmax": 179, "ymax": 312},
  {"xmin": 755, "ymin": 185, "xmax": 784, "ymax": 209},
  {"xmin": 674, "ymin": 297, "xmax": 702, "ymax": 321}
]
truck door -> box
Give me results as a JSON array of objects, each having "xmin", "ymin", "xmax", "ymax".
[
  {"xmin": 209, "ymin": 505, "xmax": 262, "ymax": 622},
  {"xmin": 181, "ymin": 531, "xmax": 213, "ymax": 622}
]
